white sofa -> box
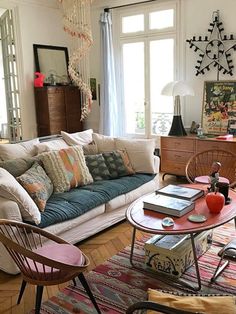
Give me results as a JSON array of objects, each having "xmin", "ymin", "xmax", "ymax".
[{"xmin": 0, "ymin": 131, "xmax": 160, "ymax": 274}]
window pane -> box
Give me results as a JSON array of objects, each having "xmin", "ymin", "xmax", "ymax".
[
  {"xmin": 150, "ymin": 38, "xmax": 174, "ymax": 135},
  {"xmin": 149, "ymin": 9, "xmax": 174, "ymax": 30},
  {"xmin": 123, "ymin": 42, "xmax": 144, "ymax": 134},
  {"xmin": 122, "ymin": 15, "xmax": 144, "ymax": 33}
]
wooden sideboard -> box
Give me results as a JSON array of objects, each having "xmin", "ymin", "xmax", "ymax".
[
  {"xmin": 34, "ymin": 86, "xmax": 83, "ymax": 137},
  {"xmin": 160, "ymin": 135, "xmax": 236, "ymax": 178}
]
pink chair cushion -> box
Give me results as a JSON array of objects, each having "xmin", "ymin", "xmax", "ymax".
[
  {"xmin": 24, "ymin": 243, "xmax": 85, "ymax": 279},
  {"xmin": 194, "ymin": 175, "xmax": 229, "ymax": 184}
]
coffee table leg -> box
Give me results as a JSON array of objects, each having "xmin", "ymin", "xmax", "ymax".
[
  {"xmin": 190, "ymin": 233, "xmax": 201, "ymax": 291},
  {"xmin": 130, "ymin": 227, "xmax": 136, "ymax": 267}
]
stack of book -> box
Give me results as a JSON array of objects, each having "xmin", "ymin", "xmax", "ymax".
[{"xmin": 143, "ymin": 185, "xmax": 204, "ymax": 217}]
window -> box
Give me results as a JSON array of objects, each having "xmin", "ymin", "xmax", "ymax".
[{"xmin": 114, "ymin": 2, "xmax": 178, "ymax": 137}]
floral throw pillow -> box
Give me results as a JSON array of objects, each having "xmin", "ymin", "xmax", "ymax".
[
  {"xmin": 85, "ymin": 154, "xmax": 111, "ymax": 181},
  {"xmin": 102, "ymin": 150, "xmax": 135, "ymax": 179},
  {"xmin": 17, "ymin": 162, "xmax": 53, "ymax": 212}
]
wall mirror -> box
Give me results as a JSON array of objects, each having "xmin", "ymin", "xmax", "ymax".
[{"xmin": 33, "ymin": 44, "xmax": 70, "ymax": 85}]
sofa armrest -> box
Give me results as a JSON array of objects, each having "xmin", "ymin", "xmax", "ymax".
[
  {"xmin": 0, "ymin": 196, "xmax": 23, "ymax": 221},
  {"xmin": 154, "ymin": 155, "xmax": 160, "ymax": 174}
]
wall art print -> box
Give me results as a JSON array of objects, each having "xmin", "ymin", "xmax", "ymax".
[{"xmin": 202, "ymin": 81, "xmax": 236, "ymax": 135}]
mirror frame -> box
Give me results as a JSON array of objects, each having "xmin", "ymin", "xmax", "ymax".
[{"xmin": 33, "ymin": 44, "xmax": 70, "ymax": 85}]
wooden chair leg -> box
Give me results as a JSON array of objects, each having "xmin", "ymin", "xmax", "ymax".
[
  {"xmin": 35, "ymin": 285, "xmax": 44, "ymax": 314},
  {"xmin": 78, "ymin": 273, "xmax": 101, "ymax": 314},
  {"xmin": 17, "ymin": 280, "xmax": 27, "ymax": 305}
]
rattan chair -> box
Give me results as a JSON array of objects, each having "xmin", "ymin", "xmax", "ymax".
[
  {"xmin": 0, "ymin": 219, "xmax": 101, "ymax": 314},
  {"xmin": 211, "ymin": 238, "xmax": 236, "ymax": 283},
  {"xmin": 185, "ymin": 149, "xmax": 236, "ymax": 187}
]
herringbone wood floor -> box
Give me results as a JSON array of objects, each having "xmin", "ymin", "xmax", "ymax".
[{"xmin": 0, "ymin": 174, "xmax": 187, "ymax": 314}]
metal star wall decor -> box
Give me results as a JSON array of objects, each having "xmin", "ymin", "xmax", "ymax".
[{"xmin": 186, "ymin": 10, "xmax": 236, "ymax": 77}]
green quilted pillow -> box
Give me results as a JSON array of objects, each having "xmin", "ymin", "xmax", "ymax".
[
  {"xmin": 0, "ymin": 156, "xmax": 40, "ymax": 177},
  {"xmin": 85, "ymin": 154, "xmax": 111, "ymax": 181},
  {"xmin": 102, "ymin": 150, "xmax": 135, "ymax": 179}
]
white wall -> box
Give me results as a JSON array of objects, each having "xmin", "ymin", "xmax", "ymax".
[
  {"xmin": 89, "ymin": 0, "xmax": 236, "ymax": 132},
  {"xmin": 0, "ymin": 0, "xmax": 69, "ymax": 139},
  {"xmin": 1, "ymin": 0, "xmax": 236, "ymax": 138},
  {"xmin": 183, "ymin": 0, "xmax": 236, "ymax": 128}
]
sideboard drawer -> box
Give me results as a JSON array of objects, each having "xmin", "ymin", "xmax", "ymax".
[
  {"xmin": 161, "ymin": 137, "xmax": 195, "ymax": 152},
  {"xmin": 161, "ymin": 161, "xmax": 186, "ymax": 176},
  {"xmin": 161, "ymin": 150, "xmax": 192, "ymax": 163},
  {"xmin": 196, "ymin": 140, "xmax": 236, "ymax": 153}
]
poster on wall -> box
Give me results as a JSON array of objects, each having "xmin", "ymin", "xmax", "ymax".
[{"xmin": 202, "ymin": 81, "xmax": 236, "ymax": 135}]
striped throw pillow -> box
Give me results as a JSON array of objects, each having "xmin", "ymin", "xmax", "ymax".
[{"xmin": 39, "ymin": 146, "xmax": 93, "ymax": 193}]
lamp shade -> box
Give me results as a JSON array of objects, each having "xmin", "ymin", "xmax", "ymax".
[{"xmin": 161, "ymin": 81, "xmax": 195, "ymax": 97}]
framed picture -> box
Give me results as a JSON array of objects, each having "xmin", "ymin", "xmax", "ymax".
[
  {"xmin": 90, "ymin": 78, "xmax": 97, "ymax": 100},
  {"xmin": 33, "ymin": 44, "xmax": 70, "ymax": 85},
  {"xmin": 202, "ymin": 80, "xmax": 236, "ymax": 135}
]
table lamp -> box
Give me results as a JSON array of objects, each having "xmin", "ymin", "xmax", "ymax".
[{"xmin": 161, "ymin": 81, "xmax": 194, "ymax": 136}]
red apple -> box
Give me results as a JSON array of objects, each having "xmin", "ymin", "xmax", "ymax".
[{"xmin": 206, "ymin": 192, "xmax": 225, "ymax": 214}]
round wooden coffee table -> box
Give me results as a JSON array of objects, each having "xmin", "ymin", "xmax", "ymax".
[{"xmin": 126, "ymin": 184, "xmax": 236, "ymax": 291}]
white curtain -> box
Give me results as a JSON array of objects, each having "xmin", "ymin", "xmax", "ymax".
[{"xmin": 99, "ymin": 11, "xmax": 124, "ymax": 137}]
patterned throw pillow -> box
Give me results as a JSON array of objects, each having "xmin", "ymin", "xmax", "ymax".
[
  {"xmin": 39, "ymin": 145, "xmax": 93, "ymax": 193},
  {"xmin": 148, "ymin": 289, "xmax": 236, "ymax": 314},
  {"xmin": 85, "ymin": 154, "xmax": 111, "ymax": 181},
  {"xmin": 17, "ymin": 162, "xmax": 53, "ymax": 212},
  {"xmin": 102, "ymin": 150, "xmax": 135, "ymax": 178}
]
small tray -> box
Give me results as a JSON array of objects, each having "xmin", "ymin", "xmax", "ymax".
[{"xmin": 188, "ymin": 214, "xmax": 207, "ymax": 223}]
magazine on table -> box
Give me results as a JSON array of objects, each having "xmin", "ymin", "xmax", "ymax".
[{"xmin": 156, "ymin": 184, "xmax": 204, "ymax": 202}]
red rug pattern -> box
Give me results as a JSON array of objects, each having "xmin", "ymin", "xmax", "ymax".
[{"xmin": 33, "ymin": 222, "xmax": 236, "ymax": 313}]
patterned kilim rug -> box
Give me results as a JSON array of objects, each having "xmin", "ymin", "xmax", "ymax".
[{"xmin": 35, "ymin": 222, "xmax": 236, "ymax": 313}]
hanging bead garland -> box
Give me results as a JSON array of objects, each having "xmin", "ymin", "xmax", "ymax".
[
  {"xmin": 58, "ymin": 0, "xmax": 93, "ymax": 120},
  {"xmin": 186, "ymin": 10, "xmax": 236, "ymax": 77}
]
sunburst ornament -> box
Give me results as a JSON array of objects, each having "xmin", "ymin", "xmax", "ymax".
[{"xmin": 186, "ymin": 10, "xmax": 236, "ymax": 77}]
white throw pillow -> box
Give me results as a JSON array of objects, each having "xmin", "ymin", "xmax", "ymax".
[
  {"xmin": 61, "ymin": 129, "xmax": 93, "ymax": 146},
  {"xmin": 34, "ymin": 139, "xmax": 69, "ymax": 154},
  {"xmin": 0, "ymin": 138, "xmax": 39, "ymax": 161},
  {"xmin": 0, "ymin": 168, "xmax": 41, "ymax": 224},
  {"xmin": 115, "ymin": 138, "xmax": 156, "ymax": 174},
  {"xmin": 92, "ymin": 133, "xmax": 116, "ymax": 152}
]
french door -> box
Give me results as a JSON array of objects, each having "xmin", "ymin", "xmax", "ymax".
[
  {"xmin": 116, "ymin": 2, "xmax": 178, "ymax": 137},
  {"xmin": 0, "ymin": 9, "xmax": 22, "ymax": 142}
]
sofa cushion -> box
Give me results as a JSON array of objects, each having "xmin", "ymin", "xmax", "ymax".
[
  {"xmin": 102, "ymin": 150, "xmax": 135, "ymax": 178},
  {"xmin": 0, "ymin": 138, "xmax": 39, "ymax": 161},
  {"xmin": 92, "ymin": 133, "xmax": 116, "ymax": 152},
  {"xmin": 106, "ymin": 174, "xmax": 158, "ymax": 213},
  {"xmin": 61, "ymin": 129, "xmax": 93, "ymax": 146},
  {"xmin": 82, "ymin": 142, "xmax": 98, "ymax": 155},
  {"xmin": 17, "ymin": 163, "xmax": 53, "ymax": 212},
  {"xmin": 115, "ymin": 138, "xmax": 156, "ymax": 174},
  {"xmin": 38, "ymin": 174, "xmax": 156, "ymax": 228},
  {"xmin": 39, "ymin": 146, "xmax": 93, "ymax": 193},
  {"xmin": 0, "ymin": 168, "xmax": 41, "ymax": 224},
  {"xmin": 85, "ymin": 154, "xmax": 111, "ymax": 181},
  {"xmin": 0, "ymin": 156, "xmax": 39, "ymax": 177},
  {"xmin": 148, "ymin": 289, "xmax": 236, "ymax": 314},
  {"xmin": 34, "ymin": 139, "xmax": 69, "ymax": 154}
]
